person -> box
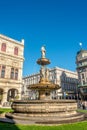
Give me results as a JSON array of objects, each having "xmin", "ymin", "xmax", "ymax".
[{"xmin": 41, "ymin": 46, "xmax": 46, "ymax": 58}]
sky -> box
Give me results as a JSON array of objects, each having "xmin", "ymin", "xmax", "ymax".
[{"xmin": 0, "ymin": 0, "xmax": 87, "ymax": 76}]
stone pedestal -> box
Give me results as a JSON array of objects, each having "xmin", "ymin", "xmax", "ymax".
[{"xmin": 39, "ymin": 90, "xmax": 50, "ymax": 100}]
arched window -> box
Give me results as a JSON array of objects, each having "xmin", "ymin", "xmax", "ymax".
[
  {"xmin": 14, "ymin": 47, "xmax": 18, "ymax": 55},
  {"xmin": 15, "ymin": 69, "xmax": 18, "ymax": 80},
  {"xmin": 7, "ymin": 89, "xmax": 18, "ymax": 101},
  {"xmin": 1, "ymin": 43, "xmax": 6, "ymax": 52}
]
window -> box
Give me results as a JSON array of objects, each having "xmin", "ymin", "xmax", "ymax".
[
  {"xmin": 15, "ymin": 69, "xmax": 18, "ymax": 80},
  {"xmin": 10, "ymin": 68, "xmax": 14, "ymax": 79},
  {"xmin": 1, "ymin": 43, "xmax": 6, "ymax": 52},
  {"xmin": 10, "ymin": 68, "xmax": 18, "ymax": 80},
  {"xmin": 1, "ymin": 66, "xmax": 5, "ymax": 78},
  {"xmin": 14, "ymin": 47, "xmax": 18, "ymax": 55},
  {"xmin": 82, "ymin": 73, "xmax": 84, "ymax": 79}
]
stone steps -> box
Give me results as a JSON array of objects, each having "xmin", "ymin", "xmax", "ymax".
[{"xmin": 5, "ymin": 112, "xmax": 84, "ymax": 124}]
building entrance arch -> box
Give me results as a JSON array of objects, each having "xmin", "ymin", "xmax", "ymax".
[{"xmin": 7, "ymin": 89, "xmax": 18, "ymax": 101}]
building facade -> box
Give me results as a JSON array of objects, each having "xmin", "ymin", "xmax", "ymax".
[
  {"xmin": 23, "ymin": 67, "xmax": 78, "ymax": 99},
  {"xmin": 76, "ymin": 49, "xmax": 87, "ymax": 100},
  {"xmin": 0, "ymin": 34, "xmax": 24, "ymax": 106}
]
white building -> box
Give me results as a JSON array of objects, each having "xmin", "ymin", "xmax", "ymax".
[{"xmin": 23, "ymin": 67, "xmax": 78, "ymax": 99}]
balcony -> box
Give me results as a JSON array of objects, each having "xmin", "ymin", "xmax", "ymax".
[
  {"xmin": 78, "ymin": 84, "xmax": 87, "ymax": 88},
  {"xmin": 76, "ymin": 64, "xmax": 87, "ymax": 69}
]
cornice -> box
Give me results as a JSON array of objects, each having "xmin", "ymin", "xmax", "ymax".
[
  {"xmin": 50, "ymin": 67, "xmax": 77, "ymax": 75},
  {"xmin": 0, "ymin": 34, "xmax": 24, "ymax": 47}
]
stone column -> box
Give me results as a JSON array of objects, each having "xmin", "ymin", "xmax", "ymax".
[
  {"xmin": 1, "ymin": 89, "xmax": 8, "ymax": 106},
  {"xmin": 17, "ymin": 84, "xmax": 22, "ymax": 100},
  {"xmin": 39, "ymin": 90, "xmax": 51, "ymax": 100},
  {"xmin": 39, "ymin": 90, "xmax": 46, "ymax": 100}
]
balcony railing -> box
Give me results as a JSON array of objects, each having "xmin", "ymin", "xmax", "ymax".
[{"xmin": 77, "ymin": 64, "xmax": 87, "ymax": 69}]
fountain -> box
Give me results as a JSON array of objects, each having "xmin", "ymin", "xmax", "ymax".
[
  {"xmin": 29, "ymin": 46, "xmax": 59, "ymax": 100},
  {"xmin": 6, "ymin": 46, "xmax": 84, "ymax": 124}
]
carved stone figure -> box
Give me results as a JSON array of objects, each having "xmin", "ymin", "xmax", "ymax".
[
  {"xmin": 41, "ymin": 46, "xmax": 46, "ymax": 58},
  {"xmin": 45, "ymin": 68, "xmax": 49, "ymax": 80},
  {"xmin": 40, "ymin": 67, "xmax": 45, "ymax": 79}
]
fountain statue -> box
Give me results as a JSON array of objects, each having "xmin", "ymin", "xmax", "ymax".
[
  {"xmin": 29, "ymin": 46, "xmax": 59, "ymax": 100},
  {"xmin": 6, "ymin": 46, "xmax": 84, "ymax": 124},
  {"xmin": 41, "ymin": 46, "xmax": 46, "ymax": 58}
]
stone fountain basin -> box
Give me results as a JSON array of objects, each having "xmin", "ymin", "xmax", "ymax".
[
  {"xmin": 5, "ymin": 99, "xmax": 85, "ymax": 124},
  {"xmin": 11, "ymin": 99, "xmax": 77, "ymax": 117}
]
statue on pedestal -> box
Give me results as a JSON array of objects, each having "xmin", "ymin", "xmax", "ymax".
[{"xmin": 41, "ymin": 46, "xmax": 46, "ymax": 58}]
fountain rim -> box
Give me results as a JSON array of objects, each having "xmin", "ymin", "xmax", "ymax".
[
  {"xmin": 37, "ymin": 58, "xmax": 50, "ymax": 65},
  {"xmin": 28, "ymin": 82, "xmax": 60, "ymax": 90},
  {"xmin": 12, "ymin": 99, "xmax": 77, "ymax": 104}
]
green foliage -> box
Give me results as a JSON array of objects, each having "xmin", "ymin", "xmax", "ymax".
[
  {"xmin": 0, "ymin": 108, "xmax": 87, "ymax": 130},
  {"xmin": 0, "ymin": 121, "xmax": 87, "ymax": 130},
  {"xmin": 77, "ymin": 109, "xmax": 87, "ymax": 113},
  {"xmin": 0, "ymin": 108, "xmax": 13, "ymax": 114}
]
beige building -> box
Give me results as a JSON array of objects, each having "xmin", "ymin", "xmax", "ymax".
[
  {"xmin": 76, "ymin": 49, "xmax": 87, "ymax": 100},
  {"xmin": 23, "ymin": 67, "xmax": 78, "ymax": 99},
  {"xmin": 0, "ymin": 34, "xmax": 24, "ymax": 106}
]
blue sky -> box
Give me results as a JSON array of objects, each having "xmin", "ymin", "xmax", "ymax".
[{"xmin": 0, "ymin": 0, "xmax": 87, "ymax": 76}]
